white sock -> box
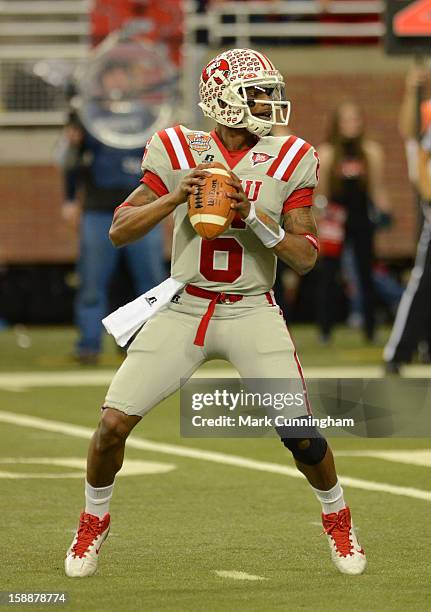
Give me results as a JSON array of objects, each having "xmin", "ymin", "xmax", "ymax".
[
  {"xmin": 311, "ymin": 480, "xmax": 346, "ymax": 515},
  {"xmin": 85, "ymin": 480, "xmax": 114, "ymax": 519}
]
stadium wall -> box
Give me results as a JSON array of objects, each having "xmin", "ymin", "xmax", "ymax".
[{"xmin": 0, "ymin": 47, "xmax": 415, "ymax": 264}]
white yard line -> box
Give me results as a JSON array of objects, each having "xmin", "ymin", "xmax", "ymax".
[
  {"xmin": 214, "ymin": 570, "xmax": 267, "ymax": 581},
  {"xmin": 336, "ymin": 449, "xmax": 431, "ymax": 468},
  {"xmin": 0, "ymin": 409, "xmax": 431, "ymax": 502},
  {"xmin": 0, "ymin": 457, "xmax": 176, "ymax": 479},
  {"xmin": 0, "ymin": 371, "xmax": 115, "ymax": 388},
  {"xmin": 0, "ymin": 364, "xmax": 431, "ymax": 390}
]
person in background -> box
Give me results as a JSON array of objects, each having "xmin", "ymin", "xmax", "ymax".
[
  {"xmin": 398, "ymin": 63, "xmax": 431, "ymax": 144},
  {"xmin": 384, "ymin": 65, "xmax": 431, "ymax": 373},
  {"xmin": 61, "ymin": 79, "xmax": 166, "ymax": 364},
  {"xmin": 342, "ymin": 249, "xmax": 402, "ymax": 330},
  {"xmin": 315, "ymin": 100, "xmax": 390, "ymax": 343}
]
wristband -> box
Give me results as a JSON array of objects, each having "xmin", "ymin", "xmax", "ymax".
[{"xmin": 244, "ymin": 202, "xmax": 285, "ymax": 248}]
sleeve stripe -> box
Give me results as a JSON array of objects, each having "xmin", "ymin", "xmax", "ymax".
[
  {"xmin": 174, "ymin": 125, "xmax": 196, "ymax": 168},
  {"xmin": 280, "ymin": 142, "xmax": 312, "ymax": 182},
  {"xmin": 140, "ymin": 170, "xmax": 169, "ymax": 197},
  {"xmin": 282, "ymin": 187, "xmax": 314, "ymax": 214},
  {"xmin": 267, "ymin": 136, "xmax": 304, "ymax": 179},
  {"xmin": 158, "ymin": 129, "xmax": 181, "ymax": 170}
]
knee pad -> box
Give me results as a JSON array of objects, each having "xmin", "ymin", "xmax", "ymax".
[{"xmin": 280, "ymin": 429, "xmax": 327, "ymax": 465}]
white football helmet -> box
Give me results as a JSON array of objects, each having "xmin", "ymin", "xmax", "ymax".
[{"xmin": 199, "ymin": 48, "xmax": 291, "ymax": 137}]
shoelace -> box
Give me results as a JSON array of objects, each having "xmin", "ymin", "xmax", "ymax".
[
  {"xmin": 322, "ymin": 510, "xmax": 354, "ymax": 557},
  {"xmin": 72, "ymin": 514, "xmax": 103, "ymax": 558}
]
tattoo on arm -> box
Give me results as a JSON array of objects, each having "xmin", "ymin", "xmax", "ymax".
[
  {"xmin": 283, "ymin": 207, "xmax": 318, "ymax": 236},
  {"xmin": 126, "ymin": 183, "xmax": 160, "ymax": 208},
  {"xmin": 255, "ymin": 207, "xmax": 283, "ymax": 234}
]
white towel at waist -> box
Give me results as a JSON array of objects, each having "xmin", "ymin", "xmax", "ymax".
[{"xmin": 102, "ymin": 277, "xmax": 185, "ymax": 347}]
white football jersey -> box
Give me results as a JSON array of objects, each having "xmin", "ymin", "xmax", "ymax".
[{"xmin": 141, "ymin": 125, "xmax": 318, "ymax": 295}]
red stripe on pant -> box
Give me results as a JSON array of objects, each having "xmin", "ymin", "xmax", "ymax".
[{"xmin": 270, "ymin": 296, "xmax": 313, "ymax": 416}]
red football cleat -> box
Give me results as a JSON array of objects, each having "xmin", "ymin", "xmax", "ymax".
[
  {"xmin": 65, "ymin": 512, "xmax": 110, "ymax": 577},
  {"xmin": 322, "ymin": 506, "xmax": 366, "ymax": 575}
]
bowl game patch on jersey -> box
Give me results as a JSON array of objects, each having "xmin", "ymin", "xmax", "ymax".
[{"xmin": 187, "ymin": 132, "xmax": 213, "ymax": 155}]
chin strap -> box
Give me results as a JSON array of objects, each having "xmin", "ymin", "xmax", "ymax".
[
  {"xmin": 244, "ymin": 202, "xmax": 285, "ymax": 248},
  {"xmin": 245, "ymin": 116, "xmax": 272, "ymax": 137}
]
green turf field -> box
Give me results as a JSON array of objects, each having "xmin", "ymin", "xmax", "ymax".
[
  {"xmin": 0, "ymin": 324, "xmax": 395, "ymax": 371},
  {"xmin": 0, "ymin": 326, "xmax": 430, "ymax": 611}
]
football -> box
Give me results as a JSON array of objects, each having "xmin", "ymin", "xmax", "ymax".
[{"xmin": 188, "ymin": 162, "xmax": 236, "ymax": 240}]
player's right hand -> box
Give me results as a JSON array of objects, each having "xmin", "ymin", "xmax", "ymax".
[{"xmin": 168, "ymin": 164, "xmax": 213, "ymax": 207}]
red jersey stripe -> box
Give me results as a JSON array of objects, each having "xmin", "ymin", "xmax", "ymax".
[
  {"xmin": 267, "ymin": 136, "xmax": 298, "ymax": 177},
  {"xmin": 282, "ymin": 187, "xmax": 314, "ymax": 214},
  {"xmin": 210, "ymin": 130, "xmax": 254, "ymax": 169},
  {"xmin": 140, "ymin": 170, "xmax": 169, "ymax": 197},
  {"xmin": 158, "ymin": 129, "xmax": 180, "ymax": 170},
  {"xmin": 281, "ymin": 142, "xmax": 312, "ymax": 182},
  {"xmin": 174, "ymin": 125, "xmax": 196, "ymax": 168}
]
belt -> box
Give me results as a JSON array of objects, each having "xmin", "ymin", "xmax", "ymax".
[{"xmin": 185, "ymin": 284, "xmax": 274, "ymax": 347}]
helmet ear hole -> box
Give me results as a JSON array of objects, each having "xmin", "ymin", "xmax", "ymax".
[{"xmin": 217, "ymin": 99, "xmax": 227, "ymax": 109}]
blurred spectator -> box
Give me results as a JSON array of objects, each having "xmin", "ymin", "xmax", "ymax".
[
  {"xmin": 60, "ymin": 68, "xmax": 166, "ymax": 364},
  {"xmin": 91, "ymin": 0, "xmax": 183, "ymax": 64},
  {"xmin": 315, "ymin": 101, "xmax": 390, "ymax": 343},
  {"xmin": 342, "ymin": 249, "xmax": 403, "ymax": 328},
  {"xmin": 398, "ymin": 64, "xmax": 431, "ymax": 187},
  {"xmin": 399, "ymin": 64, "xmax": 431, "ymax": 142},
  {"xmin": 384, "ymin": 65, "xmax": 431, "ymax": 373}
]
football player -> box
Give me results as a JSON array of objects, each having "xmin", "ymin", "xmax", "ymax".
[{"xmin": 65, "ymin": 48, "xmax": 366, "ymax": 578}]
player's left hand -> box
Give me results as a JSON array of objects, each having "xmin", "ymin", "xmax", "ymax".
[{"xmin": 226, "ymin": 172, "xmax": 251, "ymax": 219}]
